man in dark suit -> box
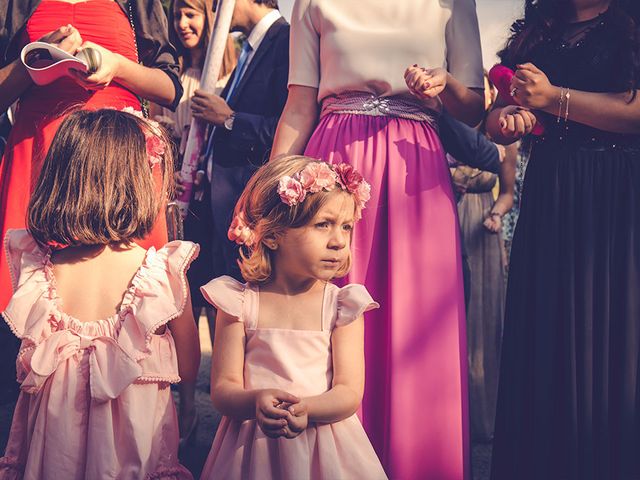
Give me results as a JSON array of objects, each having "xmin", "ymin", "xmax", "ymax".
[{"xmin": 191, "ymin": 0, "xmax": 289, "ymax": 280}]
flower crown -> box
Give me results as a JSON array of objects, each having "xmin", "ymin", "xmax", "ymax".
[
  {"xmin": 228, "ymin": 162, "xmax": 371, "ymax": 248},
  {"xmin": 121, "ymin": 107, "xmax": 165, "ymax": 168}
]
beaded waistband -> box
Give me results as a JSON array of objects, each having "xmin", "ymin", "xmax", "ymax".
[{"xmin": 320, "ymin": 91, "xmax": 437, "ymax": 123}]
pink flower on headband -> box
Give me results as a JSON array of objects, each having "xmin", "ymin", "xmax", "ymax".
[
  {"xmin": 121, "ymin": 107, "xmax": 165, "ymax": 168},
  {"xmin": 334, "ymin": 163, "xmax": 363, "ymax": 192},
  {"xmin": 276, "ymin": 162, "xmax": 372, "ymax": 211},
  {"xmin": 278, "ymin": 176, "xmax": 306, "ymax": 206},
  {"xmin": 299, "ymin": 162, "xmax": 337, "ymax": 193},
  {"xmin": 354, "ymin": 180, "xmax": 371, "ymax": 210},
  {"xmin": 228, "ymin": 212, "xmax": 256, "ymax": 247}
]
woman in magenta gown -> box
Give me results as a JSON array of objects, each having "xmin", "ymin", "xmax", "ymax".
[{"xmin": 270, "ymin": 1, "xmax": 485, "ymax": 478}]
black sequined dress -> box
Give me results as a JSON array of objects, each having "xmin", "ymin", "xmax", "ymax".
[{"xmin": 491, "ymin": 12, "xmax": 640, "ymax": 480}]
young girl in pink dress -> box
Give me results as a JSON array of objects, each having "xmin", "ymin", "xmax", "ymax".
[
  {"xmin": 199, "ymin": 156, "xmax": 387, "ymax": 480},
  {"xmin": 0, "ymin": 109, "xmax": 200, "ymax": 479}
]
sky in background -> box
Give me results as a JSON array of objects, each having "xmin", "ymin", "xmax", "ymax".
[{"xmin": 277, "ymin": 0, "xmax": 525, "ymax": 68}]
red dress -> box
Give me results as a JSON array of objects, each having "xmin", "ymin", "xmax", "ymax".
[{"xmin": 0, "ymin": 0, "xmax": 168, "ymax": 310}]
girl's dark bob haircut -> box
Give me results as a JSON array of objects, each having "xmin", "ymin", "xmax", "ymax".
[{"xmin": 27, "ymin": 108, "xmax": 173, "ymax": 247}]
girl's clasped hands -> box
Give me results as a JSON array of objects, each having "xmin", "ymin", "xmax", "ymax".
[{"xmin": 255, "ymin": 389, "xmax": 308, "ymax": 439}]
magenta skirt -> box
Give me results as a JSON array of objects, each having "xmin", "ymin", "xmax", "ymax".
[{"xmin": 306, "ymin": 112, "xmax": 470, "ymax": 480}]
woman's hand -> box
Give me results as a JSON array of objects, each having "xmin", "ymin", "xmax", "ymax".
[
  {"xmin": 404, "ymin": 65, "xmax": 448, "ymax": 99},
  {"xmin": 70, "ymin": 41, "xmax": 123, "ymax": 90},
  {"xmin": 255, "ymin": 389, "xmax": 299, "ymax": 438},
  {"xmin": 39, "ymin": 24, "xmax": 83, "ymax": 54},
  {"xmin": 510, "ymin": 63, "xmax": 558, "ymax": 110},
  {"xmin": 498, "ymin": 105, "xmax": 537, "ymax": 140}
]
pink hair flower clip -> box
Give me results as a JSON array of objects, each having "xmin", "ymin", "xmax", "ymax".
[
  {"xmin": 278, "ymin": 175, "xmax": 307, "ymax": 206},
  {"xmin": 298, "ymin": 162, "xmax": 337, "ymax": 193},
  {"xmin": 228, "ymin": 212, "xmax": 256, "ymax": 247},
  {"xmin": 120, "ymin": 106, "xmax": 166, "ymax": 168},
  {"xmin": 334, "ymin": 163, "xmax": 371, "ymax": 209}
]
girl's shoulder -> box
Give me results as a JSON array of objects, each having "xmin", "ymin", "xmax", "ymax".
[
  {"xmin": 200, "ymin": 275, "xmax": 249, "ymax": 321},
  {"xmin": 326, "ymin": 283, "xmax": 379, "ymax": 329}
]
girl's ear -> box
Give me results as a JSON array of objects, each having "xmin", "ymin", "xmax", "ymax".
[{"xmin": 262, "ymin": 233, "xmax": 278, "ymax": 251}]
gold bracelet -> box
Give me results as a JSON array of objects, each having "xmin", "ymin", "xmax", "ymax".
[
  {"xmin": 557, "ymin": 87, "xmax": 567, "ymax": 124},
  {"xmin": 564, "ymin": 88, "xmax": 571, "ymax": 122}
]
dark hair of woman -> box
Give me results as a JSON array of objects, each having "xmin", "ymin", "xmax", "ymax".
[{"xmin": 498, "ymin": 0, "xmax": 640, "ymax": 97}]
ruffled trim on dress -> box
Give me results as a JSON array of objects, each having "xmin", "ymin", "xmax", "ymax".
[
  {"xmin": 0, "ymin": 456, "xmax": 24, "ymax": 479},
  {"xmin": 117, "ymin": 241, "xmax": 200, "ymax": 362},
  {"xmin": 145, "ymin": 465, "xmax": 193, "ymax": 479},
  {"xmin": 200, "ymin": 275, "xmax": 246, "ymax": 321},
  {"xmin": 333, "ymin": 284, "xmax": 380, "ymax": 328},
  {"xmin": 2, "ymin": 230, "xmax": 53, "ymax": 346},
  {"xmin": 2, "ymin": 230, "xmax": 199, "ymax": 391}
]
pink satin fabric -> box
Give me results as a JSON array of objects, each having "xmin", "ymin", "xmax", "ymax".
[{"xmin": 305, "ymin": 112, "xmax": 471, "ymax": 480}]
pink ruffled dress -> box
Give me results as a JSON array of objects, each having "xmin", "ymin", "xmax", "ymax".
[
  {"xmin": 199, "ymin": 276, "xmax": 388, "ymax": 480},
  {"xmin": 0, "ymin": 230, "xmax": 198, "ymax": 480}
]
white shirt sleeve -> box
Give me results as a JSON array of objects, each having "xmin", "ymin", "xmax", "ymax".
[
  {"xmin": 288, "ymin": 0, "xmax": 321, "ymax": 88},
  {"xmin": 445, "ymin": 0, "xmax": 485, "ymax": 89}
]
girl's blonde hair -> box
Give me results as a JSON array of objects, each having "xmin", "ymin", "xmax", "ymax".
[
  {"xmin": 27, "ymin": 108, "xmax": 174, "ymax": 247},
  {"xmin": 234, "ymin": 156, "xmax": 356, "ymax": 283}
]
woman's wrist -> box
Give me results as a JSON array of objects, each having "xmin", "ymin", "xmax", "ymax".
[{"xmin": 112, "ymin": 52, "xmax": 126, "ymax": 80}]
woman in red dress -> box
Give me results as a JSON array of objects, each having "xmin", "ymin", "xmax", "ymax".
[{"xmin": 0, "ymin": 0, "xmax": 183, "ymax": 311}]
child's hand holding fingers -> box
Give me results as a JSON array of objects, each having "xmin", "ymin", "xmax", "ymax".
[
  {"xmin": 404, "ymin": 65, "xmax": 448, "ymax": 99},
  {"xmin": 498, "ymin": 105, "xmax": 537, "ymax": 140},
  {"xmin": 255, "ymin": 389, "xmax": 299, "ymax": 438},
  {"xmin": 283, "ymin": 402, "xmax": 309, "ymax": 439}
]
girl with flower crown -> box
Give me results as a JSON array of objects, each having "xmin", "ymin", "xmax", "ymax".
[
  {"xmin": 0, "ymin": 109, "xmax": 200, "ymax": 479},
  {"xmin": 199, "ymin": 156, "xmax": 386, "ymax": 480}
]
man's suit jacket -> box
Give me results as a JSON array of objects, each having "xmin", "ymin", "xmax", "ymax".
[{"xmin": 211, "ymin": 17, "xmax": 290, "ymax": 167}]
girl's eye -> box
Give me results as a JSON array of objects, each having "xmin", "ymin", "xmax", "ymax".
[
  {"xmin": 315, "ymin": 221, "xmax": 329, "ymax": 229},
  {"xmin": 342, "ymin": 224, "xmax": 354, "ymax": 232}
]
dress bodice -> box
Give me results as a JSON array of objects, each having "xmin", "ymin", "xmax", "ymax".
[
  {"xmin": 3, "ymin": 229, "xmax": 199, "ymax": 400},
  {"xmin": 201, "ymin": 276, "xmax": 378, "ymax": 397}
]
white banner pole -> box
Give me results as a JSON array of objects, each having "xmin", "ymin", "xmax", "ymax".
[{"xmin": 174, "ymin": 0, "xmax": 236, "ymax": 218}]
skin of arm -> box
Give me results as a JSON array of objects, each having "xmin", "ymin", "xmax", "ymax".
[
  {"xmin": 289, "ymin": 315, "xmax": 365, "ymax": 426},
  {"xmin": 484, "ymin": 142, "xmax": 518, "ymax": 233},
  {"xmin": 269, "ymin": 85, "xmax": 319, "ymax": 160},
  {"xmin": 440, "ymin": 76, "xmax": 485, "ymax": 126},
  {"xmin": 168, "ymin": 289, "xmax": 201, "ymax": 383},
  {"xmin": 0, "ymin": 60, "xmax": 32, "ymax": 112},
  {"xmin": 512, "ymin": 63, "xmax": 640, "ymax": 134}
]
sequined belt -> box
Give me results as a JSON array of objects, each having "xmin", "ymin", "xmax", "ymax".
[{"xmin": 320, "ymin": 91, "xmax": 437, "ymax": 123}]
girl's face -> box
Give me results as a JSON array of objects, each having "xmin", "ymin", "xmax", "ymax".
[
  {"xmin": 174, "ymin": 6, "xmax": 206, "ymax": 50},
  {"xmin": 273, "ymin": 192, "xmax": 355, "ymax": 283}
]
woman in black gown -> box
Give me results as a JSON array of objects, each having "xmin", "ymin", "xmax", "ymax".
[{"xmin": 486, "ymin": 1, "xmax": 640, "ymax": 479}]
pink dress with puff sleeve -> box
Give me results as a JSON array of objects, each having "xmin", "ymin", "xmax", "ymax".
[
  {"xmin": 0, "ymin": 229, "xmax": 198, "ymax": 480},
  {"xmin": 199, "ymin": 276, "xmax": 387, "ymax": 480}
]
